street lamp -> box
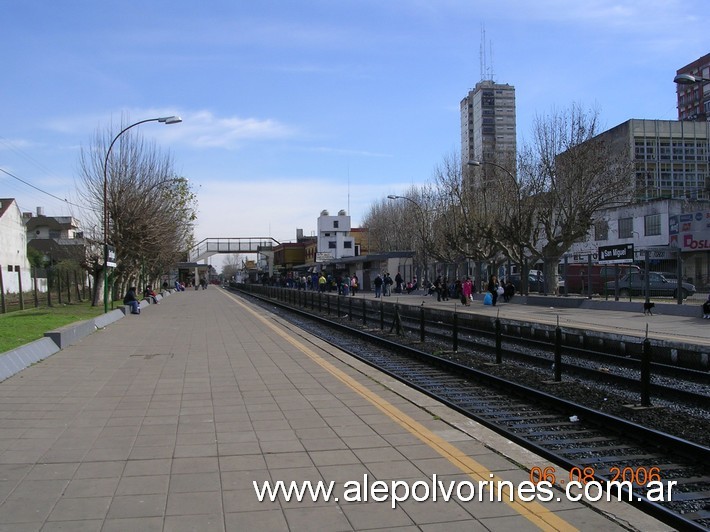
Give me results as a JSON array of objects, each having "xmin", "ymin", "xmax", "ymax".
[
  {"xmin": 387, "ymin": 194, "xmax": 428, "ymax": 283},
  {"xmin": 103, "ymin": 116, "xmax": 182, "ymax": 312},
  {"xmin": 673, "ymin": 73, "xmax": 710, "ymax": 84}
]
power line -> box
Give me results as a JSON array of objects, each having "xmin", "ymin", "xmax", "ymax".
[{"xmin": 0, "ymin": 167, "xmax": 84, "ymax": 208}]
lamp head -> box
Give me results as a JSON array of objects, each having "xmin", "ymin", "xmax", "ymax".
[
  {"xmin": 467, "ymin": 160, "xmax": 481, "ymax": 166},
  {"xmin": 387, "ymin": 195, "xmax": 399, "ymax": 200},
  {"xmin": 674, "ymin": 74, "xmax": 703, "ymax": 85},
  {"xmin": 158, "ymin": 116, "xmax": 183, "ymax": 124}
]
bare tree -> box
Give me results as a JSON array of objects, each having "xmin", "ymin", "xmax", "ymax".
[
  {"xmin": 519, "ymin": 103, "xmax": 634, "ymax": 292},
  {"xmin": 77, "ymin": 123, "xmax": 196, "ymax": 306},
  {"xmin": 431, "ymin": 152, "xmax": 500, "ymax": 282},
  {"xmin": 221, "ymin": 254, "xmax": 243, "ymax": 281}
]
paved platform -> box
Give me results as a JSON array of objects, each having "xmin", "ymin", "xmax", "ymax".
[
  {"xmin": 344, "ymin": 289, "xmax": 710, "ymax": 348},
  {"xmin": 0, "ymin": 288, "xmax": 670, "ymax": 531}
]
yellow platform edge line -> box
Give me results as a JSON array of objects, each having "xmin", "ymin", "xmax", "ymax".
[{"xmin": 222, "ymin": 291, "xmax": 578, "ymax": 532}]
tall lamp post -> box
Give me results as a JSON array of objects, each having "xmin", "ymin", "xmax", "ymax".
[
  {"xmin": 103, "ymin": 116, "xmax": 182, "ymax": 313},
  {"xmin": 467, "ymin": 160, "xmax": 527, "ymax": 292},
  {"xmin": 387, "ymin": 194, "xmax": 428, "ymax": 284}
]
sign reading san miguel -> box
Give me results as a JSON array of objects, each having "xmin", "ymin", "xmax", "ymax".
[{"xmin": 598, "ymin": 243, "xmax": 634, "ymax": 264}]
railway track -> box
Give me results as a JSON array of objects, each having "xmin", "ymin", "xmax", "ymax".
[{"xmin": 233, "ymin": 286, "xmax": 710, "ymax": 531}]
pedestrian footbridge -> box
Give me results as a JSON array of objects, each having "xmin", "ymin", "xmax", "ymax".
[{"xmin": 189, "ymin": 237, "xmax": 280, "ymax": 262}]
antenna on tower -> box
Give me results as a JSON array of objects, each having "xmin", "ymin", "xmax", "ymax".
[
  {"xmin": 479, "ymin": 24, "xmax": 494, "ymax": 81},
  {"xmin": 479, "ymin": 24, "xmax": 486, "ymax": 82}
]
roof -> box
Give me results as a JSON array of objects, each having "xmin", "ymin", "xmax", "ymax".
[
  {"xmin": 0, "ymin": 198, "xmax": 17, "ymax": 220},
  {"xmin": 25, "ymin": 215, "xmax": 78, "ymax": 232}
]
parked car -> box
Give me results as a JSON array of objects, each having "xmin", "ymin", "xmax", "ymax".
[
  {"xmin": 563, "ymin": 263, "xmax": 640, "ymax": 294},
  {"xmin": 605, "ymin": 272, "xmax": 696, "ymax": 299},
  {"xmin": 507, "ymin": 272, "xmax": 544, "ymax": 293}
]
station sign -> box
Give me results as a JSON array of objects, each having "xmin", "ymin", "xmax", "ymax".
[
  {"xmin": 315, "ymin": 252, "xmax": 333, "ymax": 263},
  {"xmin": 598, "ymin": 243, "xmax": 634, "ymax": 264},
  {"xmin": 105, "ymin": 245, "xmax": 117, "ymax": 268}
]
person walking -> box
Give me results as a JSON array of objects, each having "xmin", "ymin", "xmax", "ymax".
[
  {"xmin": 487, "ymin": 275, "xmax": 500, "ymax": 306},
  {"xmin": 462, "ymin": 277, "xmax": 473, "ymax": 305}
]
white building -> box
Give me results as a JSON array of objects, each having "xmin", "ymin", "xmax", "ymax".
[
  {"xmin": 0, "ymin": 199, "xmax": 32, "ymax": 293},
  {"xmin": 316, "ymin": 209, "xmax": 355, "ymax": 261},
  {"xmin": 565, "ymin": 199, "xmax": 710, "ymax": 288}
]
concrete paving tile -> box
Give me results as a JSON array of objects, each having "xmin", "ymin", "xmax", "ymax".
[
  {"xmin": 365, "ymin": 460, "xmax": 427, "ymax": 481},
  {"xmin": 168, "ymin": 472, "xmax": 222, "ymax": 493},
  {"xmin": 5, "ymin": 479, "xmax": 68, "ymax": 500},
  {"xmin": 341, "ymin": 502, "xmax": 415, "ymax": 530},
  {"xmin": 133, "ymin": 433, "xmax": 177, "ymax": 447},
  {"xmin": 219, "ymin": 454, "xmax": 267, "ymax": 472},
  {"xmin": 122, "ymin": 458, "xmax": 172, "ymax": 477},
  {"xmin": 171, "ymin": 457, "xmax": 219, "ymax": 474},
  {"xmin": 175, "ymin": 432, "xmax": 217, "ymax": 446},
  {"xmin": 216, "ymin": 442, "xmax": 262, "ymax": 456},
  {"xmin": 62, "ymin": 477, "xmax": 120, "ymax": 498},
  {"xmin": 283, "ymin": 505, "xmax": 353, "ymax": 531},
  {"xmin": 164, "ymin": 513, "xmax": 225, "ymax": 532},
  {"xmin": 263, "ymin": 452, "xmax": 313, "ymax": 470},
  {"xmin": 127, "ymin": 445, "xmax": 174, "ymax": 460},
  {"xmin": 115, "ymin": 474, "xmax": 169, "ymax": 495},
  {"xmin": 106, "ymin": 493, "xmax": 167, "ymax": 519},
  {"xmin": 309, "ymin": 449, "xmax": 360, "ymax": 467},
  {"xmin": 166, "ymin": 490, "xmax": 222, "ymax": 515},
  {"xmin": 224, "ymin": 509, "xmax": 288, "ymax": 531},
  {"xmin": 221, "ymin": 469, "xmax": 272, "ymax": 491},
  {"xmin": 317, "ymin": 464, "xmax": 371, "ymax": 484},
  {"xmin": 0, "ymin": 497, "xmax": 56, "ymax": 523},
  {"xmin": 399, "ymin": 498, "xmax": 476, "ymax": 525},
  {"xmin": 353, "ymin": 447, "xmax": 405, "ymax": 463},
  {"xmin": 101, "ymin": 516, "xmax": 163, "ymax": 532},
  {"xmin": 73, "ymin": 461, "xmax": 125, "ymax": 479},
  {"xmin": 26, "ymin": 463, "xmax": 78, "ymax": 481},
  {"xmin": 300, "ymin": 437, "xmax": 349, "ymax": 452},
  {"xmin": 222, "ymin": 487, "xmax": 280, "ymax": 513},
  {"xmin": 46, "ymin": 496, "xmax": 112, "ymax": 521},
  {"xmin": 39, "ymin": 519, "xmax": 104, "ymax": 531},
  {"xmin": 173, "ymin": 443, "xmax": 217, "ymax": 458}
]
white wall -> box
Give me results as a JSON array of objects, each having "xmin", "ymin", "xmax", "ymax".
[{"xmin": 0, "ymin": 200, "xmax": 32, "ymax": 293}]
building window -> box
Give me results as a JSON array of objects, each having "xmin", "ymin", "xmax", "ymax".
[
  {"xmin": 328, "ymin": 241, "xmax": 336, "ymax": 249},
  {"xmin": 644, "ymin": 214, "xmax": 661, "ymax": 236},
  {"xmin": 618, "ymin": 217, "xmax": 634, "ymax": 238},
  {"xmin": 344, "ymin": 241, "xmax": 352, "ymax": 248},
  {"xmin": 594, "ymin": 220, "xmax": 608, "ymax": 241},
  {"xmin": 333, "ymin": 221, "xmax": 339, "ymax": 228}
]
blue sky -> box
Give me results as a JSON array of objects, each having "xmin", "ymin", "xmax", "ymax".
[{"xmin": 1, "ymin": 0, "xmax": 708, "ymax": 257}]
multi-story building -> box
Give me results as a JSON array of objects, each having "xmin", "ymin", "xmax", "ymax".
[
  {"xmin": 676, "ymin": 53, "xmax": 710, "ymax": 122},
  {"xmin": 0, "ymin": 198, "xmax": 32, "ymax": 293},
  {"xmin": 24, "ymin": 207, "xmax": 86, "ymax": 264},
  {"xmin": 460, "ymin": 80, "xmax": 516, "ymax": 185},
  {"xmin": 597, "ymin": 119, "xmax": 709, "ymax": 201},
  {"xmin": 316, "ymin": 209, "xmax": 355, "ymax": 261}
]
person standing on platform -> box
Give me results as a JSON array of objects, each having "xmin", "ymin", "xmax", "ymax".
[
  {"xmin": 350, "ymin": 274, "xmax": 358, "ymax": 296},
  {"xmin": 487, "ymin": 275, "xmax": 500, "ymax": 306},
  {"xmin": 395, "ymin": 271, "xmax": 403, "ymax": 293},
  {"xmin": 373, "ymin": 274, "xmax": 383, "ymax": 298}
]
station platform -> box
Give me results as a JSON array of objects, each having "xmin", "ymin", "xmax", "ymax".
[
  {"xmin": 343, "ymin": 289, "xmax": 710, "ymax": 349},
  {"xmin": 0, "ymin": 288, "xmax": 671, "ymax": 531}
]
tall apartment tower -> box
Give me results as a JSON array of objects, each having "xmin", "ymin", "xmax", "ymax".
[
  {"xmin": 676, "ymin": 53, "xmax": 710, "ymax": 122},
  {"xmin": 460, "ymin": 80, "xmax": 516, "ymax": 184}
]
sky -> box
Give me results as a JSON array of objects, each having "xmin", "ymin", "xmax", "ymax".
[{"xmin": 1, "ymin": 0, "xmax": 708, "ymax": 268}]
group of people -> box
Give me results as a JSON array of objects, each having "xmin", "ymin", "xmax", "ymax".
[{"xmin": 372, "ymin": 272, "xmax": 396, "ymax": 298}]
